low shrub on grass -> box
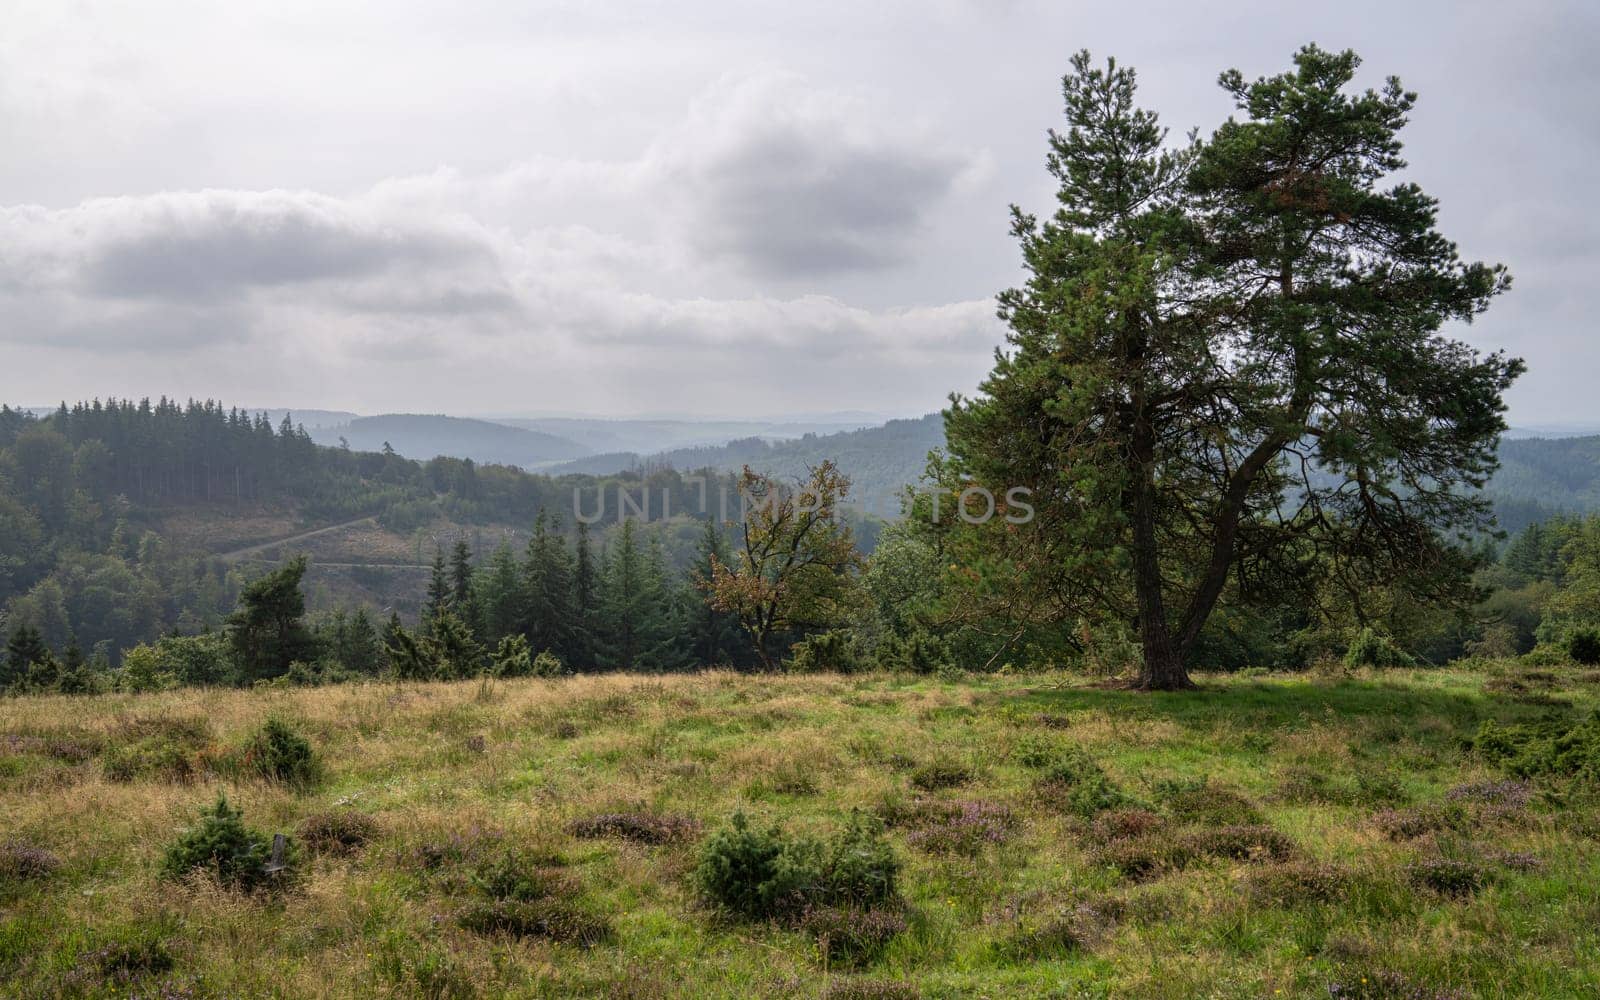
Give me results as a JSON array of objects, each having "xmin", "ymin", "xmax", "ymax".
[
  {"xmin": 568, "ymin": 810, "xmax": 700, "ymax": 845},
  {"xmin": 0, "ymin": 840, "xmax": 60, "ymax": 895},
  {"xmin": 237, "ymin": 717, "xmax": 320, "ymax": 787},
  {"xmin": 908, "ymin": 758, "xmax": 972, "ymax": 792},
  {"xmin": 1326, "ymin": 970, "xmax": 1469, "ymax": 1000},
  {"xmin": 1472, "ymin": 716, "xmax": 1600, "ymax": 779},
  {"xmin": 100, "ymin": 716, "xmax": 213, "ymax": 784},
  {"xmin": 1086, "ymin": 808, "xmax": 1166, "ymax": 843},
  {"xmin": 1490, "ymin": 850, "xmax": 1542, "ymax": 872},
  {"xmin": 160, "ymin": 794, "xmax": 287, "ymax": 892},
  {"xmin": 1011, "ymin": 733, "xmax": 1064, "ymax": 768},
  {"xmin": 1243, "ymin": 860, "xmax": 1352, "ymax": 906},
  {"xmin": 822, "ymin": 979, "xmax": 920, "ymax": 1000},
  {"xmin": 1372, "ymin": 802, "xmax": 1468, "ymax": 841},
  {"xmin": 459, "ymin": 850, "xmax": 612, "ymax": 946},
  {"xmin": 1568, "ymin": 627, "xmax": 1600, "ymax": 666},
  {"xmin": 902, "ymin": 799, "xmax": 1014, "ymax": 856},
  {"xmin": 1351, "ymin": 771, "xmax": 1411, "ymax": 807},
  {"xmin": 1090, "ymin": 834, "xmax": 1195, "ymax": 881},
  {"xmin": 1093, "ymin": 819, "xmax": 1294, "ymax": 880},
  {"xmin": 1444, "ymin": 778, "xmax": 1533, "ymax": 821},
  {"xmin": 1037, "ymin": 749, "xmax": 1131, "ymax": 817},
  {"xmin": 400, "ymin": 826, "xmax": 506, "ymax": 875},
  {"xmin": 996, "ymin": 915, "xmax": 1087, "ymax": 960},
  {"xmin": 1275, "ymin": 766, "xmax": 1355, "ymax": 805},
  {"xmin": 296, "ymin": 810, "xmax": 378, "ymax": 856},
  {"xmin": 88, "ymin": 933, "xmax": 175, "ymax": 985},
  {"xmin": 1405, "ymin": 857, "xmax": 1486, "ymax": 898},
  {"xmin": 694, "ymin": 811, "xmax": 899, "ymax": 920},
  {"xmin": 800, "ymin": 904, "xmax": 907, "ymax": 966},
  {"xmin": 1151, "ymin": 777, "xmax": 1264, "ymax": 826},
  {"xmin": 1181, "ymin": 823, "xmax": 1296, "ymax": 862}
]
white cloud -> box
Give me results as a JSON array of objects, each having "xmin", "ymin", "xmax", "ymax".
[
  {"xmin": 0, "ymin": 0, "xmax": 1580, "ymax": 420},
  {"xmin": 0, "ymin": 72, "xmax": 1002, "ymax": 413}
]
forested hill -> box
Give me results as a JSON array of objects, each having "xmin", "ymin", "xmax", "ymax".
[
  {"xmin": 548, "ymin": 415, "xmax": 1600, "ymax": 532},
  {"xmin": 550, "ymin": 414, "xmax": 946, "ymax": 504},
  {"xmin": 307, "ymin": 414, "xmax": 589, "ymax": 468},
  {"xmin": 1489, "ymin": 435, "xmax": 1600, "ymax": 531}
]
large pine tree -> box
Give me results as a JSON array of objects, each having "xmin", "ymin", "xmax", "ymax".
[{"xmin": 945, "ymin": 47, "xmax": 1520, "ymax": 689}]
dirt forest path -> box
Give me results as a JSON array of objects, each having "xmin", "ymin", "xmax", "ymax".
[{"xmin": 213, "ymin": 516, "xmax": 379, "ymax": 562}]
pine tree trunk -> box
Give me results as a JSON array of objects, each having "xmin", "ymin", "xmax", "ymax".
[{"xmin": 1129, "ymin": 448, "xmax": 1194, "ymax": 691}]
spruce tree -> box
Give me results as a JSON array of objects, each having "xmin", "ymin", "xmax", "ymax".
[
  {"xmin": 687, "ymin": 518, "xmax": 740, "ymax": 667},
  {"xmin": 477, "ymin": 541, "xmax": 523, "ymax": 647},
  {"xmin": 4, "ymin": 623, "xmax": 50, "ymax": 690},
  {"xmin": 571, "ymin": 520, "xmax": 598, "ymax": 670},
  {"xmin": 449, "ymin": 538, "xmax": 476, "ymax": 627},
  {"xmin": 344, "ymin": 608, "xmax": 381, "ymax": 675},
  {"xmin": 423, "ymin": 546, "xmax": 450, "ymax": 633},
  {"xmin": 522, "ymin": 511, "xmax": 575, "ymax": 658}
]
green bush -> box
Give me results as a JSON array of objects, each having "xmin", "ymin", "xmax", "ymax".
[
  {"xmin": 0, "ymin": 840, "xmax": 60, "ymax": 890},
  {"xmin": 1038, "ymin": 748, "xmax": 1130, "ymax": 817},
  {"xmin": 1405, "ymin": 857, "xmax": 1486, "ymax": 897},
  {"xmin": 788, "ymin": 631, "xmax": 863, "ymax": 674},
  {"xmin": 531, "ymin": 649, "xmax": 568, "ymax": 678},
  {"xmin": 1152, "ymin": 777, "xmax": 1264, "ymax": 826},
  {"xmin": 100, "ymin": 715, "xmax": 212, "ymax": 784},
  {"xmin": 908, "ymin": 758, "xmax": 972, "ymax": 792},
  {"xmin": 1567, "ymin": 628, "xmax": 1600, "ymax": 666},
  {"xmin": 459, "ymin": 850, "xmax": 612, "ymax": 945},
  {"xmin": 489, "ymin": 635, "xmax": 533, "ymax": 677},
  {"xmin": 694, "ymin": 812, "xmax": 810, "ymax": 918},
  {"xmin": 296, "ymin": 810, "xmax": 378, "ymax": 856},
  {"xmin": 1473, "ymin": 716, "xmax": 1600, "ymax": 779},
  {"xmin": 694, "ymin": 811, "xmax": 899, "ymax": 920},
  {"xmin": 902, "ymin": 630, "xmax": 950, "ymax": 675},
  {"xmin": 1343, "ymin": 627, "xmax": 1416, "ymax": 669},
  {"xmin": 240, "ymin": 717, "xmax": 320, "ymax": 787},
  {"xmin": 160, "ymin": 794, "xmax": 286, "ymax": 891},
  {"xmin": 801, "ymin": 904, "xmax": 907, "ymax": 966},
  {"xmin": 1181, "ymin": 823, "xmax": 1296, "ymax": 862}
]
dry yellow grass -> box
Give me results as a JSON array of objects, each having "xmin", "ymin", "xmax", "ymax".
[{"xmin": 2, "ymin": 666, "xmax": 1598, "ymax": 998}]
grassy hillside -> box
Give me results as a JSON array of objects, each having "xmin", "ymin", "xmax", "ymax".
[{"xmin": 3, "ymin": 665, "xmax": 1597, "ymax": 998}]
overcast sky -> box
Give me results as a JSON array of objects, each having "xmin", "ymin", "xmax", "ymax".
[{"xmin": 1, "ymin": 0, "xmax": 1593, "ymax": 422}]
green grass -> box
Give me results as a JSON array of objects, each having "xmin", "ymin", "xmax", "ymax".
[{"xmin": 1, "ymin": 662, "xmax": 1598, "ymax": 998}]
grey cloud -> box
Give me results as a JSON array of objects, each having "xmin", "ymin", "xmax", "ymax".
[
  {"xmin": 73, "ymin": 190, "xmax": 499, "ymax": 302},
  {"xmin": 0, "ymin": 190, "xmax": 522, "ymax": 353},
  {"xmin": 654, "ymin": 74, "xmax": 984, "ymax": 277}
]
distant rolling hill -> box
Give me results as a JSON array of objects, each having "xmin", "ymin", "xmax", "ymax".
[
  {"xmin": 550, "ymin": 415, "xmax": 947, "ymax": 511},
  {"xmin": 551, "ymin": 419, "xmax": 1600, "ymax": 532},
  {"xmin": 491, "ymin": 417, "xmax": 876, "ymax": 456},
  {"xmin": 1486, "ymin": 435, "xmax": 1600, "ymax": 531},
  {"xmin": 309, "ymin": 414, "xmax": 590, "ymax": 469}
]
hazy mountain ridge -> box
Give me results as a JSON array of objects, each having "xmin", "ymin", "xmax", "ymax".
[
  {"xmin": 549, "ymin": 414, "xmax": 947, "ymax": 507},
  {"xmin": 491, "ymin": 417, "xmax": 876, "ymax": 455},
  {"xmin": 308, "ymin": 414, "xmax": 590, "ymax": 468},
  {"xmin": 555, "ymin": 419, "xmax": 1600, "ymax": 530}
]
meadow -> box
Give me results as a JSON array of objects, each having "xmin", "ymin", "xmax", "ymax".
[{"xmin": 2, "ymin": 664, "xmax": 1597, "ymax": 999}]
